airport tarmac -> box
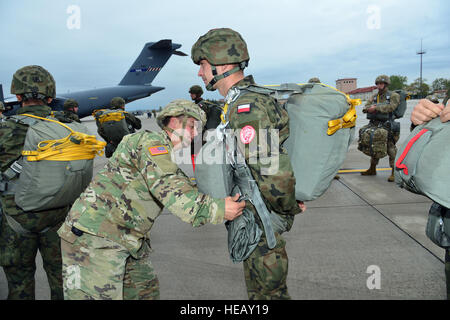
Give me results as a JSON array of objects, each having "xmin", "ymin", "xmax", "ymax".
[{"xmin": 0, "ymin": 99, "xmax": 446, "ymax": 300}]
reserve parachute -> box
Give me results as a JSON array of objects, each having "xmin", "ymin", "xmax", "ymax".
[
  {"xmin": 1, "ymin": 114, "xmax": 105, "ymax": 212},
  {"xmin": 394, "ymin": 117, "xmax": 450, "ymax": 209}
]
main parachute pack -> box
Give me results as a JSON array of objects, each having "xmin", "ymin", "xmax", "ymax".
[{"xmin": 1, "ymin": 114, "xmax": 105, "ymax": 212}]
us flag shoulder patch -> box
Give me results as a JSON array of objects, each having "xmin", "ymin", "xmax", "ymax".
[
  {"xmin": 149, "ymin": 145, "xmax": 169, "ymax": 156},
  {"xmin": 237, "ymin": 104, "xmax": 251, "ymax": 113}
]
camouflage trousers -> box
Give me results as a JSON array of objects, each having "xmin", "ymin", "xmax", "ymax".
[
  {"xmin": 0, "ymin": 217, "xmax": 64, "ymax": 300},
  {"xmin": 371, "ymin": 131, "xmax": 400, "ymax": 167},
  {"xmin": 61, "ymin": 232, "xmax": 160, "ymax": 300},
  {"xmin": 243, "ymin": 231, "xmax": 290, "ymax": 300},
  {"xmin": 446, "ymin": 249, "xmax": 450, "ymax": 300}
]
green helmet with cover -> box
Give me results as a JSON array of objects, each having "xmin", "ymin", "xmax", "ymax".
[
  {"xmin": 0, "ymin": 101, "xmax": 5, "ymax": 112},
  {"xmin": 191, "ymin": 28, "xmax": 250, "ymax": 91},
  {"xmin": 425, "ymin": 94, "xmax": 440, "ymax": 104},
  {"xmin": 308, "ymin": 77, "xmax": 321, "ymax": 83},
  {"xmin": 63, "ymin": 98, "xmax": 79, "ymax": 111},
  {"xmin": 11, "ymin": 65, "xmax": 56, "ymax": 100},
  {"xmin": 189, "ymin": 85, "xmax": 203, "ymax": 96},
  {"xmin": 375, "ymin": 75, "xmax": 390, "ymax": 85},
  {"xmin": 157, "ymin": 99, "xmax": 206, "ymax": 129},
  {"xmin": 110, "ymin": 97, "xmax": 125, "ymax": 109}
]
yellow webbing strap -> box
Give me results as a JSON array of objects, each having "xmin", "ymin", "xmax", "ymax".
[
  {"xmin": 20, "ymin": 114, "xmax": 106, "ymax": 161},
  {"xmin": 220, "ymin": 103, "xmax": 229, "ymax": 124}
]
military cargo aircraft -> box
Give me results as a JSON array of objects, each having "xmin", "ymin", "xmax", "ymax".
[{"xmin": 1, "ymin": 39, "xmax": 186, "ymax": 118}]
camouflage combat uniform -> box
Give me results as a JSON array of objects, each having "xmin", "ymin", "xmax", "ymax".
[
  {"xmin": 364, "ymin": 90, "xmax": 401, "ymax": 168},
  {"xmin": 52, "ymin": 110, "xmax": 80, "ymax": 123},
  {"xmin": 0, "ymin": 104, "xmax": 69, "ymax": 300},
  {"xmin": 226, "ymin": 75, "xmax": 301, "ymax": 300},
  {"xmin": 0, "ymin": 101, "xmax": 5, "ymax": 120},
  {"xmin": 58, "ymin": 129, "xmax": 226, "ymax": 300}
]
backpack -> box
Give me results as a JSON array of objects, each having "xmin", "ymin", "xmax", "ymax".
[
  {"xmin": 357, "ymin": 123, "xmax": 389, "ymax": 159},
  {"xmin": 394, "ymin": 117, "xmax": 450, "ymax": 208},
  {"xmin": 93, "ymin": 109, "xmax": 130, "ymax": 144},
  {"xmin": 2, "ymin": 114, "xmax": 105, "ymax": 212},
  {"xmin": 367, "ymin": 90, "xmax": 407, "ymax": 121}
]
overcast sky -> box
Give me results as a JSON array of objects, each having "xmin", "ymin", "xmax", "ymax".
[{"xmin": 1, "ymin": 0, "xmax": 449, "ymax": 110}]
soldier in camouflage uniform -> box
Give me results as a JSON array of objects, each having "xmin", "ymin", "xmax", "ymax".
[
  {"xmin": 411, "ymin": 98, "xmax": 450, "ymax": 299},
  {"xmin": 62, "ymin": 99, "xmax": 81, "ymax": 123},
  {"xmin": 0, "ymin": 65, "xmax": 69, "ymax": 300},
  {"xmin": 51, "ymin": 99, "xmax": 81, "ymax": 123},
  {"xmin": 189, "ymin": 85, "xmax": 222, "ymax": 165},
  {"xmin": 192, "ymin": 28, "xmax": 305, "ymax": 300},
  {"xmin": 58, "ymin": 99, "xmax": 245, "ymax": 300},
  {"xmin": 0, "ymin": 101, "xmax": 5, "ymax": 120},
  {"xmin": 361, "ymin": 75, "xmax": 401, "ymax": 182},
  {"xmin": 96, "ymin": 97, "xmax": 142, "ymax": 158}
]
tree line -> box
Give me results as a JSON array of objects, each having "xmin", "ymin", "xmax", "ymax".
[{"xmin": 389, "ymin": 76, "xmax": 450, "ymax": 97}]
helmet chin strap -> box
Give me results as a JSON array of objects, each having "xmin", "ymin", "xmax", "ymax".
[{"xmin": 206, "ymin": 62, "xmax": 247, "ymax": 91}]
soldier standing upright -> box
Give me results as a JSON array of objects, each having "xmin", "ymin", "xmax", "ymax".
[
  {"xmin": 95, "ymin": 97, "xmax": 142, "ymax": 158},
  {"xmin": 62, "ymin": 99, "xmax": 81, "ymax": 123},
  {"xmin": 191, "ymin": 28, "xmax": 305, "ymax": 300},
  {"xmin": 58, "ymin": 99, "xmax": 245, "ymax": 300},
  {"xmin": 0, "ymin": 66, "xmax": 70, "ymax": 299},
  {"xmin": 0, "ymin": 102, "xmax": 5, "ymax": 120},
  {"xmin": 361, "ymin": 75, "xmax": 400, "ymax": 182}
]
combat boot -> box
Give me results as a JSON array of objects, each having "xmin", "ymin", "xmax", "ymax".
[
  {"xmin": 361, "ymin": 159, "xmax": 377, "ymax": 176},
  {"xmin": 387, "ymin": 167, "xmax": 395, "ymax": 182}
]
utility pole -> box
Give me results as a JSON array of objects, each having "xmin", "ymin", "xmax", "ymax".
[{"xmin": 416, "ymin": 39, "xmax": 426, "ymax": 98}]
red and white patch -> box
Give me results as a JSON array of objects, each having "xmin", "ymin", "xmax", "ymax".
[
  {"xmin": 240, "ymin": 125, "xmax": 256, "ymax": 144},
  {"xmin": 237, "ymin": 104, "xmax": 251, "ymax": 113}
]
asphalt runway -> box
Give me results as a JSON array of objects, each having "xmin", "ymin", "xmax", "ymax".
[{"xmin": 0, "ymin": 99, "xmax": 446, "ymax": 299}]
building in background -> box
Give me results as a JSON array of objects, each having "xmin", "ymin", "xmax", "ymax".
[
  {"xmin": 348, "ymin": 86, "xmax": 378, "ymax": 101},
  {"xmin": 336, "ymin": 78, "xmax": 357, "ymax": 93}
]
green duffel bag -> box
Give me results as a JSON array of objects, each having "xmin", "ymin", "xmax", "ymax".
[
  {"xmin": 394, "ymin": 117, "xmax": 450, "ymax": 208},
  {"xmin": 425, "ymin": 202, "xmax": 450, "ymax": 248},
  {"xmin": 358, "ymin": 123, "xmax": 388, "ymax": 159}
]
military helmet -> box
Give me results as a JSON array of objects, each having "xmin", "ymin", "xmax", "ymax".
[
  {"xmin": 110, "ymin": 97, "xmax": 125, "ymax": 109},
  {"xmin": 11, "ymin": 65, "xmax": 56, "ymax": 99},
  {"xmin": 157, "ymin": 99, "xmax": 206, "ymax": 129},
  {"xmin": 63, "ymin": 98, "xmax": 79, "ymax": 111},
  {"xmin": 308, "ymin": 77, "xmax": 321, "ymax": 83},
  {"xmin": 189, "ymin": 85, "xmax": 203, "ymax": 96},
  {"xmin": 425, "ymin": 94, "xmax": 440, "ymax": 104},
  {"xmin": 375, "ymin": 75, "xmax": 390, "ymax": 85},
  {"xmin": 191, "ymin": 28, "xmax": 250, "ymax": 67},
  {"xmin": 0, "ymin": 101, "xmax": 5, "ymax": 112}
]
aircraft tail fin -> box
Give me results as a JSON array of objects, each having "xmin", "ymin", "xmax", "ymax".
[{"xmin": 119, "ymin": 40, "xmax": 185, "ymax": 86}]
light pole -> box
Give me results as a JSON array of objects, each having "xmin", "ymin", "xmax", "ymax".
[{"xmin": 416, "ymin": 39, "xmax": 426, "ymax": 98}]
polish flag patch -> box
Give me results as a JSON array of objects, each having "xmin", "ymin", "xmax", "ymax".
[
  {"xmin": 237, "ymin": 104, "xmax": 251, "ymax": 113},
  {"xmin": 240, "ymin": 125, "xmax": 256, "ymax": 144}
]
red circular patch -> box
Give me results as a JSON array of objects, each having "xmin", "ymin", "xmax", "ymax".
[{"xmin": 240, "ymin": 125, "xmax": 256, "ymax": 144}]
